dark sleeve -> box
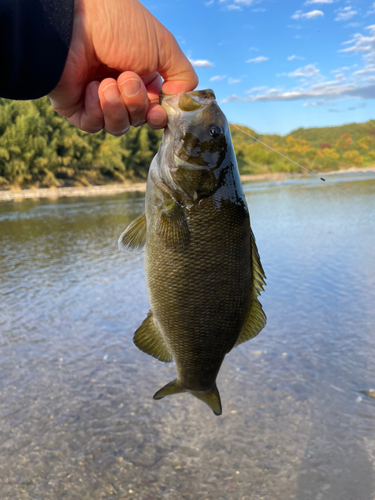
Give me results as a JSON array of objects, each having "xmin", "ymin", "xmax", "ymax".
[{"xmin": 0, "ymin": 0, "xmax": 74, "ymax": 100}]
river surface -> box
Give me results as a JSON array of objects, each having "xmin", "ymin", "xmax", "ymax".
[{"xmin": 0, "ymin": 172, "xmax": 375, "ymax": 500}]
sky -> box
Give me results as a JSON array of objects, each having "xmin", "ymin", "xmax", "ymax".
[{"xmin": 142, "ymin": 0, "xmax": 375, "ymax": 135}]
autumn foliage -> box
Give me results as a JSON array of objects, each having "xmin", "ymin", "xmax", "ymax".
[{"xmin": 0, "ymin": 97, "xmax": 374, "ymax": 189}]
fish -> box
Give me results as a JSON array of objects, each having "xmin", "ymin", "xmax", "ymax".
[{"xmin": 118, "ymin": 89, "xmax": 266, "ymax": 415}]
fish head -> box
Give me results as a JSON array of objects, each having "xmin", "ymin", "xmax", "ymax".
[
  {"xmin": 157, "ymin": 89, "xmax": 236, "ymax": 203},
  {"xmin": 160, "ymin": 89, "xmax": 230, "ymax": 173}
]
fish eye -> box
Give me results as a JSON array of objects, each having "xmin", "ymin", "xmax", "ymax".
[{"xmin": 208, "ymin": 124, "xmax": 223, "ymax": 138}]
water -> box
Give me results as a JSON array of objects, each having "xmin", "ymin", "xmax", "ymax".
[{"xmin": 0, "ymin": 172, "xmax": 374, "ymax": 500}]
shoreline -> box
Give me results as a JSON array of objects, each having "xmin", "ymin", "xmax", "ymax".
[{"xmin": 1, "ymin": 166, "xmax": 374, "ymax": 202}]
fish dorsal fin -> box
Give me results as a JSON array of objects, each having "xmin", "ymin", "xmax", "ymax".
[
  {"xmin": 157, "ymin": 198, "xmax": 190, "ymax": 250},
  {"xmin": 134, "ymin": 311, "xmax": 173, "ymax": 363},
  {"xmin": 235, "ymin": 228, "xmax": 267, "ymax": 347},
  {"xmin": 118, "ymin": 212, "xmax": 147, "ymax": 253}
]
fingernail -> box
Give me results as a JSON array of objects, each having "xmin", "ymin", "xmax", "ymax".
[
  {"xmin": 134, "ymin": 120, "xmax": 146, "ymax": 127},
  {"xmin": 149, "ymin": 112, "xmax": 166, "ymax": 127},
  {"xmin": 121, "ymin": 79, "xmax": 141, "ymax": 98},
  {"xmin": 102, "ymin": 83, "xmax": 120, "ymax": 104},
  {"xmin": 89, "ymin": 82, "xmax": 100, "ymax": 101}
]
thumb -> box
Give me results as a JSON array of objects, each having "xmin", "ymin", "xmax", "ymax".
[{"xmin": 155, "ymin": 24, "xmax": 199, "ymax": 95}]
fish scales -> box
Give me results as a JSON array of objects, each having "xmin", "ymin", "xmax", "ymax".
[
  {"xmin": 146, "ymin": 194, "xmax": 252, "ymax": 388},
  {"xmin": 118, "ymin": 89, "xmax": 266, "ymax": 415}
]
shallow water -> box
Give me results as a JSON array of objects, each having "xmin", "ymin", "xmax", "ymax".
[{"xmin": 0, "ymin": 172, "xmax": 374, "ymax": 500}]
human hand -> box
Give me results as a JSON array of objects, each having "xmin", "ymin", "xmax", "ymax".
[{"xmin": 48, "ymin": 0, "xmax": 198, "ymax": 135}]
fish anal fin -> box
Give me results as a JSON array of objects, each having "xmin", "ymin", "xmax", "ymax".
[
  {"xmin": 235, "ymin": 228, "xmax": 267, "ymax": 347},
  {"xmin": 118, "ymin": 212, "xmax": 146, "ymax": 253},
  {"xmin": 235, "ymin": 297, "xmax": 266, "ymax": 347},
  {"xmin": 156, "ymin": 199, "xmax": 190, "ymax": 250},
  {"xmin": 134, "ymin": 312, "xmax": 173, "ymax": 363}
]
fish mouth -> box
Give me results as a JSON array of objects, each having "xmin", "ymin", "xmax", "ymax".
[{"xmin": 173, "ymin": 153, "xmax": 209, "ymax": 171}]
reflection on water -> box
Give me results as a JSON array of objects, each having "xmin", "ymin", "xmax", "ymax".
[{"xmin": 0, "ymin": 173, "xmax": 374, "ymax": 500}]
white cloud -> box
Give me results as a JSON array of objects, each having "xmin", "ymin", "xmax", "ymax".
[
  {"xmin": 228, "ymin": 78, "xmax": 242, "ymax": 84},
  {"xmin": 249, "ymin": 47, "xmax": 259, "ymax": 51},
  {"xmin": 338, "ymin": 25, "xmax": 375, "ymax": 61},
  {"xmin": 188, "ymin": 59, "xmax": 214, "ymax": 68},
  {"xmin": 303, "ymin": 101, "xmax": 337, "ymax": 107},
  {"xmin": 210, "ymin": 75, "xmax": 227, "ymax": 81},
  {"xmin": 367, "ymin": 3, "xmax": 375, "ymax": 16},
  {"xmin": 221, "ymin": 82, "xmax": 375, "ymax": 103},
  {"xmin": 291, "ymin": 10, "xmax": 324, "ymax": 20},
  {"xmin": 219, "ymin": 0, "xmax": 256, "ymax": 8},
  {"xmin": 335, "ymin": 6, "xmax": 357, "ymax": 22},
  {"xmin": 205, "ymin": 0, "xmax": 214, "ymax": 5},
  {"xmin": 353, "ymin": 66, "xmax": 375, "ymax": 76},
  {"xmin": 246, "ymin": 56, "xmax": 268, "ymax": 63},
  {"xmin": 288, "ymin": 55, "xmax": 305, "ymax": 61},
  {"xmin": 305, "ymin": 0, "xmax": 332, "ymax": 4},
  {"xmin": 231, "ymin": 0, "xmax": 255, "ymax": 4},
  {"xmin": 331, "ymin": 65, "xmax": 357, "ymax": 74},
  {"xmin": 252, "ymin": 8, "xmax": 266, "ymax": 12},
  {"xmin": 246, "ymin": 86, "xmax": 267, "ymax": 93},
  {"xmin": 288, "ymin": 64, "xmax": 320, "ymax": 78}
]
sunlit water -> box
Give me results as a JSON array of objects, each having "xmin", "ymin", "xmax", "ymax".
[{"xmin": 0, "ymin": 172, "xmax": 374, "ymax": 500}]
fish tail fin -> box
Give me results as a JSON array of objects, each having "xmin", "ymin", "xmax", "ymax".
[
  {"xmin": 153, "ymin": 379, "xmax": 184, "ymax": 400},
  {"xmin": 191, "ymin": 385, "xmax": 222, "ymax": 416},
  {"xmin": 153, "ymin": 381, "xmax": 222, "ymax": 416}
]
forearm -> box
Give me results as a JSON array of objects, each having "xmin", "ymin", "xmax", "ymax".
[{"xmin": 0, "ymin": 0, "xmax": 74, "ymax": 100}]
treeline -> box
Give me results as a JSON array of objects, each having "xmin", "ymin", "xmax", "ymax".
[
  {"xmin": 0, "ymin": 97, "xmax": 374, "ymax": 189},
  {"xmin": 230, "ymin": 121, "xmax": 375, "ymax": 175},
  {"xmin": 0, "ymin": 97, "xmax": 162, "ymax": 188}
]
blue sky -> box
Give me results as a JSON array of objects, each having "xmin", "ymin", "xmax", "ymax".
[{"xmin": 142, "ymin": 0, "xmax": 375, "ymax": 135}]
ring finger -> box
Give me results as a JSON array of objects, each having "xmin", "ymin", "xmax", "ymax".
[{"xmin": 99, "ymin": 78, "xmax": 130, "ymax": 136}]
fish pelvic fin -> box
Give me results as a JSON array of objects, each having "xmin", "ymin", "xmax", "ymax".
[
  {"xmin": 235, "ymin": 228, "xmax": 267, "ymax": 347},
  {"xmin": 118, "ymin": 212, "xmax": 147, "ymax": 253},
  {"xmin": 153, "ymin": 381, "xmax": 222, "ymax": 416},
  {"xmin": 134, "ymin": 311, "xmax": 173, "ymax": 363},
  {"xmin": 156, "ymin": 198, "xmax": 190, "ymax": 250}
]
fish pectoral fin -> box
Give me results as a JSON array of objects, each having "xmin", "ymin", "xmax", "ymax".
[
  {"xmin": 191, "ymin": 385, "xmax": 222, "ymax": 416},
  {"xmin": 134, "ymin": 311, "xmax": 173, "ymax": 363},
  {"xmin": 118, "ymin": 212, "xmax": 147, "ymax": 253},
  {"xmin": 156, "ymin": 198, "xmax": 190, "ymax": 250},
  {"xmin": 153, "ymin": 379, "xmax": 183, "ymax": 399},
  {"xmin": 235, "ymin": 228, "xmax": 267, "ymax": 347}
]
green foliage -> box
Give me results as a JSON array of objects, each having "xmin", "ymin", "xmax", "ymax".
[
  {"xmin": 0, "ymin": 97, "xmax": 162, "ymax": 188},
  {"xmin": 0, "ymin": 96, "xmax": 374, "ymax": 189},
  {"xmin": 230, "ymin": 122, "xmax": 375, "ymax": 175}
]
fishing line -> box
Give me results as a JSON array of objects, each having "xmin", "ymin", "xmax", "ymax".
[{"xmin": 232, "ymin": 124, "xmax": 353, "ymax": 199}]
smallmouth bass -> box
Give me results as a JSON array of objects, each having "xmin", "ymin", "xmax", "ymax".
[{"xmin": 119, "ymin": 89, "xmax": 266, "ymax": 415}]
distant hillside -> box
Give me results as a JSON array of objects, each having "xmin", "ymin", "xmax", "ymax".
[
  {"xmin": 230, "ymin": 120, "xmax": 375, "ymax": 176},
  {"xmin": 0, "ymin": 96, "xmax": 374, "ymax": 189}
]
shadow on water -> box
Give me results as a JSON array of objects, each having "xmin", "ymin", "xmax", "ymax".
[{"xmin": 0, "ymin": 174, "xmax": 375, "ymax": 499}]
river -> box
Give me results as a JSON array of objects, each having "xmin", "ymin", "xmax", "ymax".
[{"xmin": 0, "ymin": 172, "xmax": 374, "ymax": 500}]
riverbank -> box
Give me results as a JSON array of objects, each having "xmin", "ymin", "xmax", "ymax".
[{"xmin": 1, "ymin": 166, "xmax": 374, "ymax": 202}]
